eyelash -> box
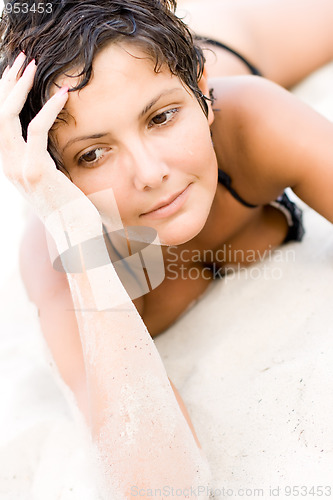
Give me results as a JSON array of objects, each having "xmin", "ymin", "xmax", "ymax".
[
  {"xmin": 78, "ymin": 147, "xmax": 110, "ymax": 168},
  {"xmin": 148, "ymin": 108, "xmax": 179, "ymax": 128},
  {"xmin": 77, "ymin": 108, "xmax": 179, "ymax": 167}
]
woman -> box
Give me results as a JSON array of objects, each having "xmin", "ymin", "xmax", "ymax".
[{"xmin": 0, "ymin": 0, "xmax": 332, "ymax": 496}]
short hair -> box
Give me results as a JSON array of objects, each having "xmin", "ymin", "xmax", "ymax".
[{"xmin": 0, "ymin": 0, "xmax": 208, "ymax": 171}]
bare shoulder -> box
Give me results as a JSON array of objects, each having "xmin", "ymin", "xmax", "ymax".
[
  {"xmin": 210, "ymin": 75, "xmax": 333, "ymax": 218},
  {"xmin": 210, "ymin": 74, "xmax": 298, "ymax": 147},
  {"xmin": 210, "ymin": 76, "xmax": 291, "ymax": 203}
]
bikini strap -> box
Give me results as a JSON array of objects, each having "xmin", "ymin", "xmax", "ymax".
[
  {"xmin": 195, "ymin": 36, "xmax": 262, "ymax": 77},
  {"xmin": 218, "ymin": 169, "xmax": 258, "ymax": 208}
]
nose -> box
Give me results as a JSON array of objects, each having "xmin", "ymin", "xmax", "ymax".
[{"xmin": 127, "ymin": 140, "xmax": 170, "ymax": 191}]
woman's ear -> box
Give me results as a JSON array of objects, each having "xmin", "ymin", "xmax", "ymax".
[{"xmin": 198, "ymin": 67, "xmax": 214, "ymax": 126}]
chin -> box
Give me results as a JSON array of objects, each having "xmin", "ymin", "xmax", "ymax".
[{"xmin": 157, "ymin": 210, "xmax": 209, "ymax": 247}]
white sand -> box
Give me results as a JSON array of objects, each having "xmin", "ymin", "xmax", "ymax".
[{"xmin": 0, "ymin": 41, "xmax": 332, "ymax": 500}]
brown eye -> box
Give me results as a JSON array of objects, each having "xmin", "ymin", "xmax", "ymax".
[
  {"xmin": 78, "ymin": 147, "xmax": 110, "ymax": 167},
  {"xmin": 82, "ymin": 150, "xmax": 99, "ymax": 162},
  {"xmin": 150, "ymin": 108, "xmax": 178, "ymax": 128},
  {"xmin": 152, "ymin": 112, "xmax": 168, "ymax": 125}
]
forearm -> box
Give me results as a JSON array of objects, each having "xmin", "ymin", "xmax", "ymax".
[{"xmin": 62, "ymin": 227, "xmax": 211, "ymax": 497}]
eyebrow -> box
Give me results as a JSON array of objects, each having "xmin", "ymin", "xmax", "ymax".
[
  {"xmin": 139, "ymin": 88, "xmax": 182, "ymax": 118},
  {"xmin": 61, "ymin": 88, "xmax": 183, "ymax": 154},
  {"xmin": 62, "ymin": 133, "xmax": 109, "ymax": 154}
]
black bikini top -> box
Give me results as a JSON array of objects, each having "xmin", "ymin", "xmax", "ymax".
[{"xmin": 218, "ymin": 169, "xmax": 258, "ymax": 208}]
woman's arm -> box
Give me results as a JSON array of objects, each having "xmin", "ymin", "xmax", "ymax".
[
  {"xmin": 51, "ymin": 220, "xmax": 209, "ymax": 497},
  {"xmin": 20, "ymin": 214, "xmax": 207, "ymax": 497},
  {"xmin": 19, "ymin": 212, "xmax": 202, "ymax": 441},
  {"xmin": 2, "ymin": 54, "xmax": 211, "ymax": 498},
  {"xmin": 211, "ymin": 75, "xmax": 333, "ymax": 222}
]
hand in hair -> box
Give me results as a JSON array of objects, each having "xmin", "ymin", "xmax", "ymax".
[{"xmin": 0, "ymin": 52, "xmax": 105, "ymax": 241}]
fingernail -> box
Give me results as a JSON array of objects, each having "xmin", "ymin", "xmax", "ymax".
[{"xmin": 56, "ymin": 86, "xmax": 69, "ymax": 97}]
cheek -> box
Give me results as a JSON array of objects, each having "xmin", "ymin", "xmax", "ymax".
[
  {"xmin": 175, "ymin": 116, "xmax": 215, "ymax": 166},
  {"xmin": 66, "ymin": 167, "xmax": 130, "ymax": 223},
  {"xmin": 181, "ymin": 131, "xmax": 217, "ymax": 190}
]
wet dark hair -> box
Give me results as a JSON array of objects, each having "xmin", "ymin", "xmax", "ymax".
[{"xmin": 0, "ymin": 0, "xmax": 209, "ymax": 172}]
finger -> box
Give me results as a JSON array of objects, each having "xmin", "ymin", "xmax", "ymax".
[
  {"xmin": 6, "ymin": 51, "xmax": 26, "ymax": 74},
  {"xmin": 25, "ymin": 87, "xmax": 69, "ymax": 174},
  {"xmin": 1, "ymin": 66, "xmax": 10, "ymax": 78},
  {"xmin": 0, "ymin": 60, "xmax": 37, "ymax": 159},
  {"xmin": 27, "ymin": 85, "xmax": 69, "ymax": 143},
  {"xmin": 0, "ymin": 52, "xmax": 26, "ymax": 95},
  {"xmin": 0, "ymin": 59, "xmax": 36, "ymax": 118}
]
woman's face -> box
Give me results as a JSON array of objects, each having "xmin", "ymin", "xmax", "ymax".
[{"xmin": 53, "ymin": 42, "xmax": 218, "ymax": 245}]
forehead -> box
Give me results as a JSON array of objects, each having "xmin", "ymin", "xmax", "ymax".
[
  {"xmin": 91, "ymin": 42, "xmax": 166, "ymax": 86},
  {"xmin": 93, "ymin": 41, "xmax": 163, "ymax": 80},
  {"xmin": 58, "ymin": 42, "xmax": 186, "ymax": 121}
]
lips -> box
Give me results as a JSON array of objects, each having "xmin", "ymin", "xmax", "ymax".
[{"xmin": 141, "ymin": 185, "xmax": 189, "ymax": 216}]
